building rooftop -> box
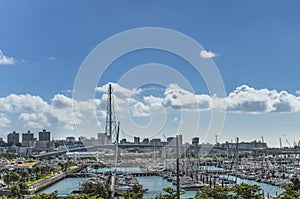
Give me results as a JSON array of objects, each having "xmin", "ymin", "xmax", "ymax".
[{"xmin": 6, "ymin": 161, "xmax": 38, "ymax": 169}]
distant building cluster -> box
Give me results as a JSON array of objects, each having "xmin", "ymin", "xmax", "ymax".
[
  {"xmin": 1, "ymin": 128, "xmax": 282, "ymax": 157},
  {"xmin": 217, "ymin": 140, "xmax": 267, "ymax": 150},
  {"xmin": 117, "ymin": 134, "xmax": 183, "ymax": 146},
  {"xmin": 0, "ymin": 129, "xmax": 57, "ymax": 155}
]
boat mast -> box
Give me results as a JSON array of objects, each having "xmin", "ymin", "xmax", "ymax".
[
  {"xmin": 234, "ymin": 137, "xmax": 239, "ymax": 185},
  {"xmin": 176, "ymin": 135, "xmax": 180, "ymax": 199}
]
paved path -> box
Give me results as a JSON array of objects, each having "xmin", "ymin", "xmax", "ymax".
[{"xmin": 28, "ymin": 167, "xmax": 79, "ymax": 194}]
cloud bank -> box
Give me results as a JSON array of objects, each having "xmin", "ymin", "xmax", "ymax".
[{"xmin": 0, "ymin": 83, "xmax": 300, "ymax": 130}]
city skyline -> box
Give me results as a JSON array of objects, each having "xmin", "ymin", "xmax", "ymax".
[
  {"xmin": 2, "ymin": 128, "xmax": 270, "ymax": 149},
  {"xmin": 1, "ymin": 1, "xmax": 300, "ymax": 147}
]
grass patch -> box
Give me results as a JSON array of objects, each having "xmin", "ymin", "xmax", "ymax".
[{"xmin": 26, "ymin": 174, "xmax": 53, "ymax": 186}]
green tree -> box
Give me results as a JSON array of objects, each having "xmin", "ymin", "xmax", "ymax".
[
  {"xmin": 8, "ymin": 182, "xmax": 29, "ymax": 198},
  {"xmin": 81, "ymin": 181, "xmax": 111, "ymax": 198},
  {"xmin": 155, "ymin": 187, "xmax": 185, "ymax": 199},
  {"xmin": 0, "ymin": 153, "xmax": 16, "ymax": 160},
  {"xmin": 123, "ymin": 183, "xmax": 144, "ymax": 199},
  {"xmin": 66, "ymin": 194, "xmax": 102, "ymax": 199},
  {"xmin": 3, "ymin": 172, "xmax": 21, "ymax": 188},
  {"xmin": 232, "ymin": 183, "xmax": 263, "ymax": 199},
  {"xmin": 17, "ymin": 169, "xmax": 29, "ymax": 182},
  {"xmin": 3, "ymin": 172, "xmax": 11, "ymax": 188},
  {"xmin": 276, "ymin": 177, "xmax": 300, "ymax": 199},
  {"xmin": 195, "ymin": 185, "xmax": 232, "ymax": 199},
  {"xmin": 31, "ymin": 191, "xmax": 58, "ymax": 199}
]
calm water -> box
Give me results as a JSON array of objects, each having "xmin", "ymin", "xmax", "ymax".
[
  {"xmin": 136, "ymin": 176, "xmax": 196, "ymax": 198},
  {"xmin": 201, "ymin": 166, "xmax": 284, "ymax": 197},
  {"xmin": 38, "ymin": 177, "xmax": 85, "ymax": 195},
  {"xmin": 39, "ymin": 173, "xmax": 284, "ymax": 197},
  {"xmin": 220, "ymin": 175, "xmax": 284, "ymax": 197}
]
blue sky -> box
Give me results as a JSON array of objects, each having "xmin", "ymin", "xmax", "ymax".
[{"xmin": 0, "ymin": 1, "xmax": 300, "ymax": 147}]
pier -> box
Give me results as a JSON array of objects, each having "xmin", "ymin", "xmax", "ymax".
[{"xmin": 131, "ymin": 172, "xmax": 160, "ymax": 177}]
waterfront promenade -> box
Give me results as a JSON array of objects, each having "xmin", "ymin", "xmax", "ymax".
[{"xmin": 28, "ymin": 166, "xmax": 82, "ymax": 194}]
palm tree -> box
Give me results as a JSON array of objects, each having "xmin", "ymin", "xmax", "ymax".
[
  {"xmin": 233, "ymin": 183, "xmax": 263, "ymax": 199},
  {"xmin": 3, "ymin": 172, "xmax": 11, "ymax": 188},
  {"xmin": 82, "ymin": 181, "xmax": 111, "ymax": 198},
  {"xmin": 18, "ymin": 169, "xmax": 29, "ymax": 182},
  {"xmin": 31, "ymin": 191, "xmax": 58, "ymax": 199},
  {"xmin": 195, "ymin": 185, "xmax": 232, "ymax": 199},
  {"xmin": 277, "ymin": 177, "xmax": 300, "ymax": 198},
  {"xmin": 156, "ymin": 187, "xmax": 185, "ymax": 199}
]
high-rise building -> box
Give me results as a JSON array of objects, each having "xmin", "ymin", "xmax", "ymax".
[
  {"xmin": 66, "ymin": 136, "xmax": 76, "ymax": 143},
  {"xmin": 167, "ymin": 137, "xmax": 175, "ymax": 145},
  {"xmin": 120, "ymin": 138, "xmax": 128, "ymax": 144},
  {"xmin": 150, "ymin": 138, "xmax": 161, "ymax": 146},
  {"xmin": 178, "ymin": 134, "xmax": 183, "ymax": 146},
  {"xmin": 7, "ymin": 131, "xmax": 19, "ymax": 146},
  {"xmin": 79, "ymin": 136, "xmax": 87, "ymax": 142},
  {"xmin": 22, "ymin": 131, "xmax": 34, "ymax": 147},
  {"xmin": 192, "ymin": 137, "xmax": 200, "ymax": 146},
  {"xmin": 98, "ymin": 133, "xmax": 107, "ymax": 145},
  {"xmin": 36, "ymin": 129, "xmax": 51, "ymax": 149},
  {"xmin": 141, "ymin": 138, "xmax": 149, "ymax": 144},
  {"xmin": 83, "ymin": 137, "xmax": 98, "ymax": 146},
  {"xmin": 39, "ymin": 129, "xmax": 50, "ymax": 141},
  {"xmin": 134, "ymin": 137, "xmax": 140, "ymax": 145}
]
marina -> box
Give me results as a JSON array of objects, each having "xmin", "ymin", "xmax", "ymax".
[
  {"xmin": 36, "ymin": 162, "xmax": 287, "ymax": 198},
  {"xmin": 2, "ymin": 2, "xmax": 300, "ymax": 199}
]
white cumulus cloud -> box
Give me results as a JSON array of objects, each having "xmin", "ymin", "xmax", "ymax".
[
  {"xmin": 1, "ymin": 83, "xmax": 300, "ymax": 135},
  {"xmin": 18, "ymin": 113, "xmax": 50, "ymax": 129},
  {"xmin": 0, "ymin": 50, "xmax": 16, "ymax": 65},
  {"xmin": 225, "ymin": 85, "xmax": 300, "ymax": 113},
  {"xmin": 200, "ymin": 50, "xmax": 216, "ymax": 59},
  {"xmin": 95, "ymin": 83, "xmax": 141, "ymax": 98},
  {"xmin": 0, "ymin": 114, "xmax": 10, "ymax": 127},
  {"xmin": 131, "ymin": 102, "xmax": 150, "ymax": 117},
  {"xmin": 162, "ymin": 84, "xmax": 211, "ymax": 111}
]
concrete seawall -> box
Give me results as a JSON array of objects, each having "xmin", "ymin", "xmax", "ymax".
[{"xmin": 28, "ymin": 167, "xmax": 82, "ymax": 194}]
